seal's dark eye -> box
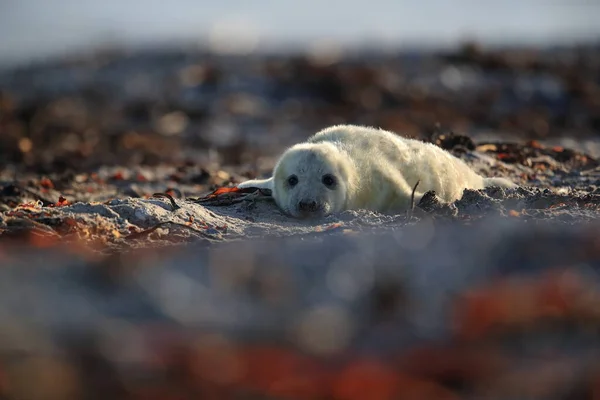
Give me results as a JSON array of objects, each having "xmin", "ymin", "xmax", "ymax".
[
  {"xmin": 322, "ymin": 174, "xmax": 336, "ymax": 188},
  {"xmin": 287, "ymin": 175, "xmax": 298, "ymax": 187}
]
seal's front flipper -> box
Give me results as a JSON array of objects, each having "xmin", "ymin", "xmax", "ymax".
[{"xmin": 237, "ymin": 177, "xmax": 274, "ymax": 194}]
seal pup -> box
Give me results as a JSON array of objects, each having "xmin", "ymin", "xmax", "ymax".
[{"xmin": 238, "ymin": 125, "xmax": 515, "ymax": 218}]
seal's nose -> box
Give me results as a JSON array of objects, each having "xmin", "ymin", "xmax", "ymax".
[{"xmin": 298, "ymin": 200, "xmax": 318, "ymax": 212}]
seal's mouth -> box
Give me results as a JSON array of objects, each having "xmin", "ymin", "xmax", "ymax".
[
  {"xmin": 295, "ymin": 210, "xmax": 325, "ymax": 219},
  {"xmin": 290, "ymin": 202, "xmax": 330, "ymax": 219}
]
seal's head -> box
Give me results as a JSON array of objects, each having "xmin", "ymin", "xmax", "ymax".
[{"xmin": 237, "ymin": 142, "xmax": 355, "ymax": 219}]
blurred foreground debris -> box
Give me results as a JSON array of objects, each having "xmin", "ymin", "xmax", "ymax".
[{"xmin": 0, "ymin": 218, "xmax": 599, "ymax": 399}]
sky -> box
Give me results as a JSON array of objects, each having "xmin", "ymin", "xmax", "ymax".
[{"xmin": 1, "ymin": 0, "xmax": 599, "ymax": 65}]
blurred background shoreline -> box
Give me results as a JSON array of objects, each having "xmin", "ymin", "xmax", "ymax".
[
  {"xmin": 1, "ymin": 0, "xmax": 599, "ymax": 173},
  {"xmin": 2, "ymin": 0, "xmax": 600, "ymax": 68}
]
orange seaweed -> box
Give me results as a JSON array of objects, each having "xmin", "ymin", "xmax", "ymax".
[
  {"xmin": 398, "ymin": 344, "xmax": 509, "ymax": 385},
  {"xmin": 331, "ymin": 359, "xmax": 458, "ymax": 400},
  {"xmin": 28, "ymin": 230, "xmax": 59, "ymax": 248},
  {"xmin": 39, "ymin": 177, "xmax": 54, "ymax": 189},
  {"xmin": 452, "ymin": 284, "xmax": 508, "ymax": 340},
  {"xmin": 112, "ymin": 171, "xmax": 125, "ymax": 180},
  {"xmin": 331, "ymin": 360, "xmax": 399, "ymax": 400},
  {"xmin": 49, "ymin": 196, "xmax": 70, "ymax": 207},
  {"xmin": 237, "ymin": 346, "xmax": 329, "ymax": 399},
  {"xmin": 136, "ymin": 173, "xmax": 148, "ymax": 182},
  {"xmin": 212, "ymin": 186, "xmax": 243, "ymax": 196}
]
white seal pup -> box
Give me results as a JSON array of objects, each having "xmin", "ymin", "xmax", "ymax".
[{"xmin": 238, "ymin": 125, "xmax": 515, "ymax": 218}]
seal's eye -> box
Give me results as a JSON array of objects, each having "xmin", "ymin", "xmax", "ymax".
[
  {"xmin": 287, "ymin": 175, "xmax": 298, "ymax": 187},
  {"xmin": 322, "ymin": 174, "xmax": 336, "ymax": 188}
]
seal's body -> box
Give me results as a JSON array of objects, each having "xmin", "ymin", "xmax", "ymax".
[{"xmin": 238, "ymin": 125, "xmax": 515, "ymax": 218}]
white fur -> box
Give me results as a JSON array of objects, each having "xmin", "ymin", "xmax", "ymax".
[{"xmin": 238, "ymin": 125, "xmax": 516, "ymax": 218}]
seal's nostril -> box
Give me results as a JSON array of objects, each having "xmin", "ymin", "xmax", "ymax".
[
  {"xmin": 299, "ymin": 200, "xmax": 318, "ymax": 212},
  {"xmin": 298, "ymin": 201, "xmax": 308, "ymax": 211}
]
